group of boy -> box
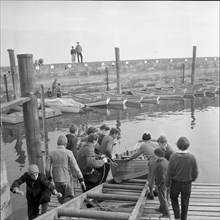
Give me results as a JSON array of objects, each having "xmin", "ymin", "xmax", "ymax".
[
  {"xmin": 10, "ymin": 123, "xmax": 120, "ymax": 219},
  {"xmin": 127, "ymin": 133, "xmax": 199, "ymax": 220}
]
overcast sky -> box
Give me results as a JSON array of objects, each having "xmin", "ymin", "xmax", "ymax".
[{"xmin": 1, "ymin": 1, "xmax": 219, "ymax": 66}]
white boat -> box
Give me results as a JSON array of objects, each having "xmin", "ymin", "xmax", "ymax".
[
  {"xmin": 44, "ymin": 98, "xmax": 85, "ymax": 113},
  {"xmin": 1, "ymin": 108, "xmax": 62, "ymax": 124}
]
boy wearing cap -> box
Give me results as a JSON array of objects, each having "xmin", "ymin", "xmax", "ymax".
[
  {"xmin": 10, "ymin": 164, "xmax": 62, "ymax": 220},
  {"xmin": 153, "ymin": 148, "xmax": 170, "ymax": 219},
  {"xmin": 46, "ymin": 135, "xmax": 86, "ymax": 204},
  {"xmin": 128, "ymin": 133, "xmax": 158, "ymax": 161},
  {"xmin": 166, "ymin": 137, "xmax": 199, "ymax": 220}
]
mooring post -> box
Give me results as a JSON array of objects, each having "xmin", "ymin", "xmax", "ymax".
[
  {"xmin": 182, "ymin": 62, "xmax": 185, "ymax": 84},
  {"xmin": 191, "ymin": 46, "xmax": 196, "ymax": 85},
  {"xmin": 4, "ymin": 74, "xmax": 10, "ymax": 102},
  {"xmin": 105, "ymin": 67, "xmax": 109, "ymax": 91},
  {"xmin": 17, "ymin": 54, "xmax": 44, "ymax": 173},
  {"xmin": 115, "ymin": 47, "xmax": 121, "ymax": 94},
  {"xmin": 7, "ymin": 49, "xmax": 20, "ymax": 99},
  {"xmin": 0, "ymin": 144, "xmax": 13, "ymax": 220},
  {"xmin": 40, "ymin": 84, "xmax": 49, "ymax": 173}
]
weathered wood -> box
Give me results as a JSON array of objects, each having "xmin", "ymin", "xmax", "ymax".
[
  {"xmin": 8, "ymin": 49, "xmax": 20, "ymax": 98},
  {"xmin": 103, "ymin": 183, "xmax": 143, "ymax": 190},
  {"xmin": 129, "ymin": 181, "xmax": 148, "ymax": 220},
  {"xmin": 191, "ymin": 46, "xmax": 197, "ymax": 85},
  {"xmin": 87, "ymin": 192, "xmax": 139, "ymax": 201},
  {"xmin": 3, "ymin": 74, "xmax": 10, "ymax": 102},
  {"xmin": 0, "ymin": 97, "xmax": 30, "ymax": 112},
  {"xmin": 40, "ymin": 84, "xmax": 49, "ymax": 173},
  {"xmin": 0, "ymin": 145, "xmax": 13, "ymax": 220},
  {"xmin": 115, "ymin": 47, "xmax": 121, "ymax": 94},
  {"xmin": 17, "ymin": 54, "xmax": 44, "ymax": 172},
  {"xmin": 58, "ymin": 208, "xmax": 130, "ymax": 220}
]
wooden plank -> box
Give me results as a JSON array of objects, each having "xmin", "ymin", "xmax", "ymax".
[
  {"xmin": 0, "ymin": 97, "xmax": 30, "ymax": 112},
  {"xmin": 129, "ymin": 181, "xmax": 148, "ymax": 220}
]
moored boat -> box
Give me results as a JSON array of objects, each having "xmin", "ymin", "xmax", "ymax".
[
  {"xmin": 44, "ymin": 98, "xmax": 85, "ymax": 113},
  {"xmin": 1, "ymin": 107, "xmax": 62, "ymax": 124}
]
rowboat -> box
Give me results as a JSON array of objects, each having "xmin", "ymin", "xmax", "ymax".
[
  {"xmin": 71, "ymin": 94, "xmax": 110, "ymax": 107},
  {"xmin": 110, "ymin": 147, "xmax": 149, "ymax": 183},
  {"xmin": 1, "ymin": 107, "xmax": 62, "ymax": 124},
  {"xmin": 44, "ymin": 98, "xmax": 85, "ymax": 113}
]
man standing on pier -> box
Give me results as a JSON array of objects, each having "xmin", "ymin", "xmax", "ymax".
[{"xmin": 76, "ymin": 42, "xmax": 83, "ymax": 63}]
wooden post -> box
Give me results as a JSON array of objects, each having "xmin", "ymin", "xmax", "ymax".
[
  {"xmin": 182, "ymin": 62, "xmax": 185, "ymax": 84},
  {"xmin": 8, "ymin": 49, "xmax": 20, "ymax": 98},
  {"xmin": 4, "ymin": 74, "xmax": 10, "ymax": 102},
  {"xmin": 191, "ymin": 46, "xmax": 196, "ymax": 85},
  {"xmin": 0, "ymin": 142, "xmax": 13, "ymax": 220},
  {"xmin": 115, "ymin": 47, "xmax": 121, "ymax": 94},
  {"xmin": 105, "ymin": 67, "xmax": 109, "ymax": 91},
  {"xmin": 17, "ymin": 54, "xmax": 44, "ymax": 173},
  {"xmin": 40, "ymin": 84, "xmax": 49, "ymax": 173}
]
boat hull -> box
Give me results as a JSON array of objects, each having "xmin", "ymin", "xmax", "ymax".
[{"xmin": 111, "ymin": 159, "xmax": 148, "ymax": 183}]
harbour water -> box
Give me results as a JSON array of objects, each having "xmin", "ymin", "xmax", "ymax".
[{"xmin": 1, "ymin": 95, "xmax": 219, "ymax": 220}]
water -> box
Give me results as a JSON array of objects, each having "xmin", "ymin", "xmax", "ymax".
[{"xmin": 1, "ymin": 95, "xmax": 219, "ymax": 220}]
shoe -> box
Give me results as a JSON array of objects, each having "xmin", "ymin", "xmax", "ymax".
[
  {"xmin": 159, "ymin": 213, "xmax": 170, "ymax": 219},
  {"xmin": 147, "ymin": 193, "xmax": 154, "ymax": 200},
  {"xmin": 155, "ymin": 208, "xmax": 162, "ymax": 212},
  {"xmin": 153, "ymin": 189, "xmax": 158, "ymax": 197}
]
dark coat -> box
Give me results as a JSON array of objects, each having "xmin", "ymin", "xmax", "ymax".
[
  {"xmin": 10, "ymin": 172, "xmax": 55, "ymax": 203},
  {"xmin": 66, "ymin": 134, "xmax": 78, "ymax": 159}
]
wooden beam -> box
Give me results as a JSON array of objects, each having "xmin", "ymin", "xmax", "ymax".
[
  {"xmin": 58, "ymin": 208, "xmax": 130, "ymax": 220},
  {"xmin": 129, "ymin": 181, "xmax": 148, "ymax": 220},
  {"xmin": 0, "ymin": 97, "xmax": 30, "ymax": 112}
]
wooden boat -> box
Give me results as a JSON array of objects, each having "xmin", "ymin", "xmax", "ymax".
[
  {"xmin": 71, "ymin": 94, "xmax": 110, "ymax": 107},
  {"xmin": 110, "ymin": 147, "xmax": 149, "ymax": 183},
  {"xmin": 131, "ymin": 90, "xmax": 159, "ymax": 104},
  {"xmin": 44, "ymin": 98, "xmax": 85, "ymax": 113},
  {"xmin": 205, "ymin": 87, "xmax": 218, "ymax": 97},
  {"xmin": 1, "ymin": 108, "xmax": 62, "ymax": 124}
]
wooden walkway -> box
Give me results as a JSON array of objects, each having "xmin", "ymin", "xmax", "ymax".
[{"xmin": 38, "ymin": 181, "xmax": 220, "ymax": 220}]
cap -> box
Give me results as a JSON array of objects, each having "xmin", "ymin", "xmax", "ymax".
[
  {"xmin": 100, "ymin": 124, "xmax": 110, "ymax": 131},
  {"xmin": 28, "ymin": 164, "xmax": 39, "ymax": 175},
  {"xmin": 142, "ymin": 133, "xmax": 151, "ymax": 141},
  {"xmin": 57, "ymin": 135, "xmax": 67, "ymax": 145}
]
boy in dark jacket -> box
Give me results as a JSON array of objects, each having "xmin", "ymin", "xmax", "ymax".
[
  {"xmin": 10, "ymin": 164, "xmax": 62, "ymax": 220},
  {"xmin": 66, "ymin": 124, "xmax": 79, "ymax": 160},
  {"xmin": 154, "ymin": 148, "xmax": 170, "ymax": 219}
]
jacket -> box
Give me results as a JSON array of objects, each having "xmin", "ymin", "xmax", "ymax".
[{"xmin": 46, "ymin": 145, "xmax": 83, "ymax": 183}]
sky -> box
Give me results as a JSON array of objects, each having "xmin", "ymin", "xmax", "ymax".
[{"xmin": 1, "ymin": 1, "xmax": 219, "ymax": 66}]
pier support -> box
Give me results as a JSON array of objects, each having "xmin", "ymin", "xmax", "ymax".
[
  {"xmin": 8, "ymin": 49, "xmax": 20, "ymax": 98},
  {"xmin": 115, "ymin": 47, "xmax": 121, "ymax": 94},
  {"xmin": 191, "ymin": 46, "xmax": 196, "ymax": 85},
  {"xmin": 17, "ymin": 54, "xmax": 44, "ymax": 173}
]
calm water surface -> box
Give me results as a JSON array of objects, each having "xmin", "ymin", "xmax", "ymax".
[{"xmin": 1, "ymin": 95, "xmax": 219, "ymax": 220}]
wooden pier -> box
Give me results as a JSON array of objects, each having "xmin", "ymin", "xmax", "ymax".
[{"xmin": 36, "ymin": 180, "xmax": 220, "ymax": 220}]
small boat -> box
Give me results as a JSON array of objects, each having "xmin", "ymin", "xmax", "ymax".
[
  {"xmin": 71, "ymin": 94, "xmax": 110, "ymax": 107},
  {"xmin": 205, "ymin": 87, "xmax": 218, "ymax": 97},
  {"xmin": 111, "ymin": 148, "xmax": 149, "ymax": 183},
  {"xmin": 1, "ymin": 108, "xmax": 62, "ymax": 124},
  {"xmin": 44, "ymin": 98, "xmax": 85, "ymax": 113}
]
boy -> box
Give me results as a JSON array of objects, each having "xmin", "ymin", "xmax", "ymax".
[
  {"xmin": 10, "ymin": 164, "xmax": 62, "ymax": 220},
  {"xmin": 154, "ymin": 148, "xmax": 170, "ymax": 219}
]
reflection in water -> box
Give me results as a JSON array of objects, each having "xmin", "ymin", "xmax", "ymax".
[
  {"xmin": 14, "ymin": 136, "xmax": 26, "ymax": 170},
  {"xmin": 190, "ymin": 98, "xmax": 196, "ymax": 129}
]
